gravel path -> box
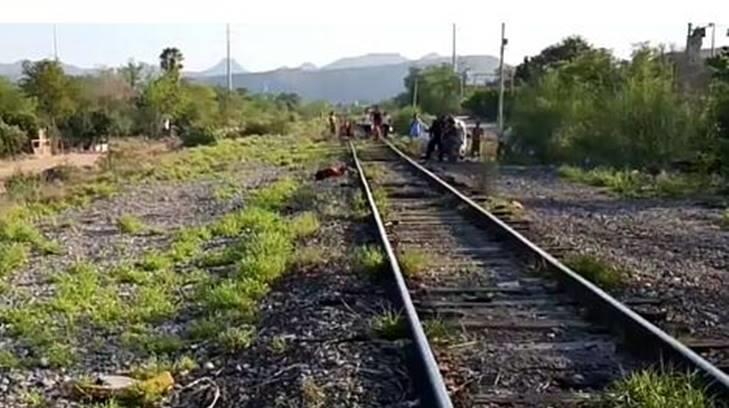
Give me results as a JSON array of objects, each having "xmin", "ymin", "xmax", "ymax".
[
  {"xmin": 172, "ymin": 171, "xmax": 415, "ymax": 407},
  {"xmin": 427, "ymin": 162, "xmax": 729, "ymax": 346},
  {"xmin": 0, "ymin": 145, "xmax": 416, "ymax": 407},
  {"xmin": 0, "ymin": 166, "xmax": 283, "ymax": 407}
]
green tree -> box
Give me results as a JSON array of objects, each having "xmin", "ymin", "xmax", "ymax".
[
  {"xmin": 402, "ymin": 65, "xmax": 461, "ymax": 115},
  {"xmin": 19, "ymin": 59, "xmax": 78, "ymax": 128},
  {"xmin": 0, "ymin": 77, "xmax": 38, "ymax": 139},
  {"xmin": 119, "ymin": 59, "xmax": 145, "ymax": 91},
  {"xmin": 0, "ymin": 120, "xmax": 28, "ymax": 157},
  {"xmin": 462, "ymin": 88, "xmax": 514, "ymax": 121},
  {"xmin": 514, "ymin": 36, "xmax": 593, "ymax": 84},
  {"xmin": 159, "ymin": 48, "xmax": 184, "ymax": 76}
]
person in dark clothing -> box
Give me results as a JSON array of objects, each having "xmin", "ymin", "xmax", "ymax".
[
  {"xmin": 371, "ymin": 106, "xmax": 383, "ymax": 140},
  {"xmin": 423, "ymin": 115, "xmax": 445, "ymax": 161}
]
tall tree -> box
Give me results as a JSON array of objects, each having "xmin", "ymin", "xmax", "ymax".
[
  {"xmin": 159, "ymin": 47, "xmax": 184, "ymax": 76},
  {"xmin": 19, "ymin": 59, "xmax": 77, "ymax": 128},
  {"xmin": 119, "ymin": 59, "xmax": 145, "ymax": 90},
  {"xmin": 402, "ymin": 65, "xmax": 461, "ymax": 115},
  {"xmin": 514, "ymin": 36, "xmax": 593, "ymax": 84}
]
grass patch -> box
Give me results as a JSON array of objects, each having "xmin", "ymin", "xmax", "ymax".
[
  {"xmin": 270, "ymin": 335, "xmax": 288, "ymax": 354},
  {"xmin": 301, "ymin": 377, "xmax": 327, "ymax": 408},
  {"xmin": 247, "ymin": 178, "xmax": 299, "ymax": 210},
  {"xmin": 290, "ymin": 212, "xmax": 320, "ymax": 239},
  {"xmin": 565, "ymin": 254, "xmax": 626, "ymax": 290},
  {"xmin": 117, "ymin": 214, "xmax": 147, "ymax": 235},
  {"xmin": 423, "ymin": 319, "xmax": 450, "ymax": 344},
  {"xmin": 0, "ymin": 242, "xmax": 29, "ymax": 277},
  {"xmin": 0, "ymin": 349, "xmax": 21, "ymax": 369},
  {"xmin": 397, "ymin": 248, "xmax": 431, "ymax": 278},
  {"xmin": 720, "ymin": 209, "xmax": 729, "ymax": 230},
  {"xmin": 372, "ymin": 188, "xmax": 391, "ymax": 218},
  {"xmin": 293, "ymin": 245, "xmax": 328, "ymax": 269},
  {"xmin": 601, "ymin": 369, "xmax": 716, "ymax": 407},
  {"xmin": 352, "ymin": 245, "xmax": 386, "ymax": 277},
  {"xmin": 370, "ymin": 310, "xmax": 407, "ymax": 341},
  {"xmin": 217, "ymin": 325, "xmax": 256, "ymax": 353},
  {"xmin": 558, "ymin": 165, "xmax": 710, "ymax": 198}
]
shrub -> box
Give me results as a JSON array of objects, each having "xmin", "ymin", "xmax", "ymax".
[{"xmin": 179, "ymin": 125, "xmax": 219, "ymax": 147}]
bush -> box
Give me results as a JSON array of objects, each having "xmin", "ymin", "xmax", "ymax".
[
  {"xmin": 392, "ymin": 106, "xmax": 419, "ymax": 135},
  {"xmin": 510, "ymin": 45, "xmax": 700, "ymax": 168},
  {"xmin": 0, "ymin": 120, "xmax": 29, "ymax": 157},
  {"xmin": 179, "ymin": 125, "xmax": 219, "ymax": 147}
]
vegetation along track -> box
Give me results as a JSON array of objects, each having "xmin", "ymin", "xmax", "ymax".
[{"xmin": 350, "ymin": 141, "xmax": 729, "ymax": 407}]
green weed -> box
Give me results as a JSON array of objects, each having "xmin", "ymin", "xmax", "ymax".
[
  {"xmin": 139, "ymin": 251, "xmax": 173, "ymax": 272},
  {"xmin": 424, "ymin": 319, "xmax": 450, "ymax": 344},
  {"xmin": 248, "ymin": 178, "xmax": 299, "ymax": 210},
  {"xmin": 290, "ymin": 212, "xmax": 320, "ymax": 239},
  {"xmin": 117, "ymin": 214, "xmax": 146, "ymax": 235},
  {"xmin": 20, "ymin": 391, "xmax": 47, "ymax": 408},
  {"xmin": 565, "ymin": 254, "xmax": 626, "ymax": 290},
  {"xmin": 352, "ymin": 245, "xmax": 386, "ymax": 277},
  {"xmin": 0, "ymin": 349, "xmax": 21, "ymax": 369},
  {"xmin": 397, "ymin": 248, "xmax": 431, "ymax": 278},
  {"xmin": 270, "ymin": 335, "xmax": 288, "ymax": 354},
  {"xmin": 218, "ymin": 325, "xmax": 256, "ymax": 352},
  {"xmin": 601, "ymin": 369, "xmax": 715, "ymax": 408},
  {"xmin": 720, "ymin": 209, "xmax": 729, "ymax": 230},
  {"xmin": 370, "ymin": 310, "xmax": 407, "ymax": 341},
  {"xmin": 293, "ymin": 245, "xmax": 327, "ymax": 269},
  {"xmin": 0, "ymin": 242, "xmax": 28, "ymax": 277}
]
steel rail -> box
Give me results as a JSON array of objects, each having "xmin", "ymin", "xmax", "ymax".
[
  {"xmin": 382, "ymin": 139, "xmax": 729, "ymax": 399},
  {"xmin": 348, "ymin": 141, "xmax": 453, "ymax": 408}
]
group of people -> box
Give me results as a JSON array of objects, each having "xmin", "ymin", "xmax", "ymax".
[
  {"xmin": 327, "ymin": 106, "xmax": 393, "ymax": 140},
  {"xmin": 409, "ymin": 113, "xmax": 484, "ymax": 162}
]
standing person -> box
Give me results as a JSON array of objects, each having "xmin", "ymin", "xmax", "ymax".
[
  {"xmin": 423, "ymin": 115, "xmax": 445, "ymax": 161},
  {"xmin": 442, "ymin": 116, "xmax": 460, "ymax": 162},
  {"xmin": 371, "ymin": 106, "xmax": 383, "ymax": 140},
  {"xmin": 381, "ymin": 112, "xmax": 392, "ymax": 138},
  {"xmin": 328, "ymin": 111, "xmax": 338, "ymax": 137},
  {"xmin": 497, "ymin": 126, "xmax": 512, "ymax": 160},
  {"xmin": 409, "ymin": 113, "xmax": 426, "ymax": 139},
  {"xmin": 470, "ymin": 121, "xmax": 483, "ymax": 159}
]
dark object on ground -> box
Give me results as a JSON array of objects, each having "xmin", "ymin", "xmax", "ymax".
[{"xmin": 315, "ymin": 164, "xmax": 348, "ymax": 181}]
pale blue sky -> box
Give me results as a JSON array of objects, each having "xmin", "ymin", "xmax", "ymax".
[{"xmin": 1, "ymin": 18, "xmax": 728, "ymax": 72}]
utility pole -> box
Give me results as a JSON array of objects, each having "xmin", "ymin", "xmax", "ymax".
[
  {"xmin": 412, "ymin": 77, "xmax": 418, "ymax": 109},
  {"xmin": 452, "ymin": 23, "xmax": 457, "ymax": 73},
  {"xmin": 709, "ymin": 23, "xmax": 716, "ymax": 57},
  {"xmin": 52, "ymin": 24, "xmax": 59, "ymax": 61},
  {"xmin": 497, "ymin": 22, "xmax": 507, "ymax": 133},
  {"xmin": 226, "ymin": 23, "xmax": 232, "ymax": 92}
]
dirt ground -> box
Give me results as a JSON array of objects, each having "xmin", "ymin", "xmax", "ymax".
[{"xmin": 0, "ymin": 153, "xmax": 102, "ymax": 193}]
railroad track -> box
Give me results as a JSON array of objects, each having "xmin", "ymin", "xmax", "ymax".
[{"xmin": 349, "ymin": 140, "xmax": 729, "ymax": 407}]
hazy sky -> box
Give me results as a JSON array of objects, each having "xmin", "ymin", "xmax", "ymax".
[{"xmin": 1, "ymin": 1, "xmax": 728, "ymax": 72}]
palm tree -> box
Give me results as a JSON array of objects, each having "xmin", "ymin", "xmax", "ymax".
[{"xmin": 159, "ymin": 47, "xmax": 184, "ymax": 74}]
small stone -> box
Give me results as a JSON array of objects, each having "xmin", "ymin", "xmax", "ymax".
[
  {"xmin": 204, "ymin": 362, "xmax": 215, "ymax": 370},
  {"xmin": 39, "ymin": 357, "xmax": 50, "ymax": 368}
]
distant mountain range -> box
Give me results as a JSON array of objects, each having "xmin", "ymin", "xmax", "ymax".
[
  {"xmin": 199, "ymin": 53, "xmax": 501, "ymax": 103},
  {"xmin": 0, "ymin": 53, "xmax": 501, "ymax": 103}
]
